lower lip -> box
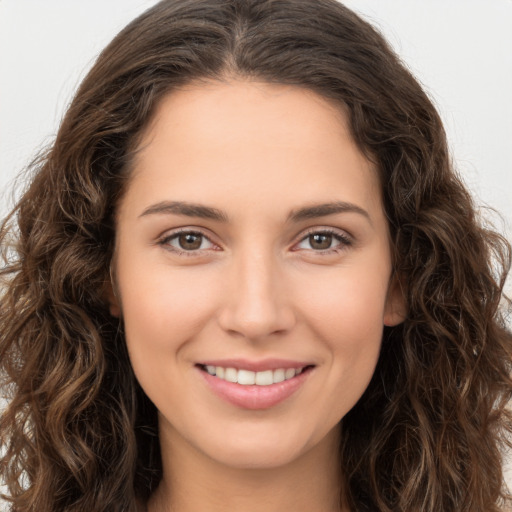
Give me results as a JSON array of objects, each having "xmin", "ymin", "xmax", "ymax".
[{"xmin": 197, "ymin": 366, "xmax": 314, "ymax": 410}]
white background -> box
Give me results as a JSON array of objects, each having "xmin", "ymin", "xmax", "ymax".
[{"xmin": 1, "ymin": 0, "xmax": 511, "ymax": 505}]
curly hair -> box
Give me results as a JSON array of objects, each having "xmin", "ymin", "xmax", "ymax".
[{"xmin": 1, "ymin": 1, "xmax": 511, "ymax": 510}]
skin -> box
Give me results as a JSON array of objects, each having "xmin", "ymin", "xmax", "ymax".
[{"xmin": 109, "ymin": 79, "xmax": 405, "ymax": 512}]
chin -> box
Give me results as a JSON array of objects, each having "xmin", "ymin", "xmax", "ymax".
[
  {"xmin": 209, "ymin": 446, "xmax": 303, "ymax": 470},
  {"xmin": 195, "ymin": 427, "xmax": 320, "ymax": 470}
]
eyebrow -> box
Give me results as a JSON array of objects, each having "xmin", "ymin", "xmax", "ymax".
[
  {"xmin": 139, "ymin": 200, "xmax": 371, "ymax": 224},
  {"xmin": 287, "ymin": 201, "xmax": 371, "ymax": 224},
  {"xmin": 140, "ymin": 201, "xmax": 229, "ymax": 222}
]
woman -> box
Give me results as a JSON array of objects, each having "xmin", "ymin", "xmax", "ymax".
[{"xmin": 1, "ymin": 1, "xmax": 511, "ymax": 511}]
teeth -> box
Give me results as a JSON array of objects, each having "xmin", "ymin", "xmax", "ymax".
[
  {"xmin": 285, "ymin": 368, "xmax": 296, "ymax": 379},
  {"xmin": 255, "ymin": 370, "xmax": 273, "ymax": 385},
  {"xmin": 225, "ymin": 367, "xmax": 237, "ymax": 383},
  {"xmin": 273, "ymin": 368, "xmax": 285, "ymax": 383},
  {"xmin": 203, "ymin": 365, "xmax": 307, "ymax": 385},
  {"xmin": 238, "ymin": 369, "xmax": 255, "ymax": 385}
]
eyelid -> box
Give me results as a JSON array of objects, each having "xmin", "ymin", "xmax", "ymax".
[
  {"xmin": 157, "ymin": 226, "xmax": 353, "ymax": 257},
  {"xmin": 293, "ymin": 226, "xmax": 353, "ymax": 254},
  {"xmin": 156, "ymin": 228, "xmax": 219, "ymax": 257}
]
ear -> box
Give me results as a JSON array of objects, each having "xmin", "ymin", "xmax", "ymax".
[{"xmin": 383, "ymin": 273, "xmax": 407, "ymax": 326}]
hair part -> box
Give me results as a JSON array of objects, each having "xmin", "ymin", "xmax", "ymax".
[{"xmin": 1, "ymin": 1, "xmax": 511, "ymax": 511}]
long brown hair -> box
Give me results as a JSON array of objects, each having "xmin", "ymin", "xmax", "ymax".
[{"xmin": 1, "ymin": 1, "xmax": 511, "ymax": 510}]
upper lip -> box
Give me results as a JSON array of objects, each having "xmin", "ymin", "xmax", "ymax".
[{"xmin": 196, "ymin": 358, "xmax": 314, "ymax": 372}]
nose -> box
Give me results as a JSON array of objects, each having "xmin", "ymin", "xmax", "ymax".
[{"xmin": 217, "ymin": 246, "xmax": 296, "ymax": 341}]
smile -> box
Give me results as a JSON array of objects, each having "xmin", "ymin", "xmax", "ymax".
[
  {"xmin": 196, "ymin": 362, "xmax": 315, "ymax": 409},
  {"xmin": 200, "ymin": 365, "xmax": 307, "ymax": 386}
]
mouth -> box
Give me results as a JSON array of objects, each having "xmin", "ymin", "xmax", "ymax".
[
  {"xmin": 197, "ymin": 364, "xmax": 314, "ymax": 386},
  {"xmin": 196, "ymin": 362, "xmax": 315, "ymax": 410}
]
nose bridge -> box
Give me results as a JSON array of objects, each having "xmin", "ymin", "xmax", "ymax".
[{"xmin": 217, "ymin": 240, "xmax": 295, "ymax": 340}]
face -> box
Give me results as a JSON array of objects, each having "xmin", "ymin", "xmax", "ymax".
[{"xmin": 111, "ymin": 80, "xmax": 404, "ymax": 470}]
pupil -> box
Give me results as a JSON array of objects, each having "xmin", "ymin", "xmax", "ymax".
[
  {"xmin": 311, "ymin": 233, "xmax": 331, "ymax": 250},
  {"xmin": 179, "ymin": 233, "xmax": 201, "ymax": 250}
]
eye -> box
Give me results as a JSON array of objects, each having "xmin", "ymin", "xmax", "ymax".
[
  {"xmin": 157, "ymin": 227, "xmax": 352, "ymax": 258},
  {"xmin": 157, "ymin": 230, "xmax": 217, "ymax": 256},
  {"xmin": 294, "ymin": 228, "xmax": 352, "ymax": 255}
]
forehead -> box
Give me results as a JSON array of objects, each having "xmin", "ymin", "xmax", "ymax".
[
  {"xmin": 122, "ymin": 80, "xmax": 383, "ymax": 224},
  {"xmin": 137, "ymin": 80, "xmax": 353, "ymax": 164}
]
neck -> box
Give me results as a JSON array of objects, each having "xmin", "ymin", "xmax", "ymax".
[{"xmin": 148, "ymin": 421, "xmax": 345, "ymax": 512}]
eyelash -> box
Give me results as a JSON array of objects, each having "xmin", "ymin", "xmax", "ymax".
[{"xmin": 157, "ymin": 227, "xmax": 353, "ymax": 258}]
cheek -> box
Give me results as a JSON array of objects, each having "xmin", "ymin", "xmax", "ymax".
[
  {"xmin": 297, "ymin": 268, "xmax": 388, "ymax": 416},
  {"xmin": 298, "ymin": 264, "xmax": 390, "ymax": 342},
  {"xmin": 298, "ymin": 261, "xmax": 389, "ymax": 386},
  {"xmin": 118, "ymin": 263, "xmax": 218, "ymax": 357}
]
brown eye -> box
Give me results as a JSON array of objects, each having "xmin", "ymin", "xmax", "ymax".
[
  {"xmin": 158, "ymin": 230, "xmax": 216, "ymax": 255},
  {"xmin": 178, "ymin": 233, "xmax": 203, "ymax": 250},
  {"xmin": 309, "ymin": 233, "xmax": 333, "ymax": 250},
  {"xmin": 295, "ymin": 229, "xmax": 352, "ymax": 254}
]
